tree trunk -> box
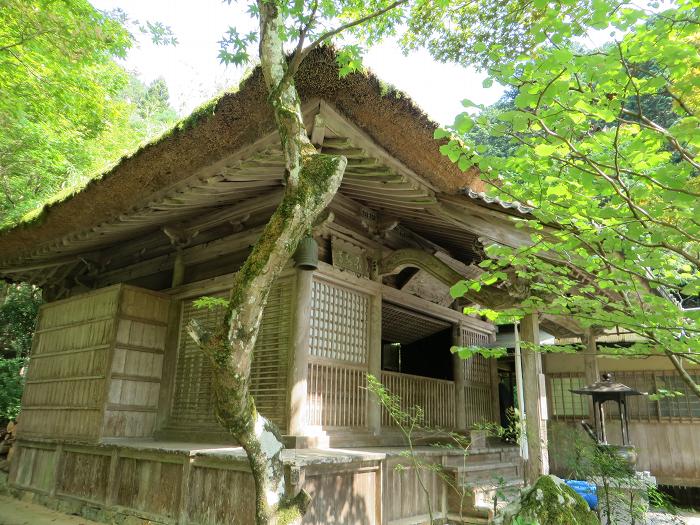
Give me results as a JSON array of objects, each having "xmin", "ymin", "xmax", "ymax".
[{"xmin": 188, "ymin": 3, "xmax": 347, "ymax": 524}]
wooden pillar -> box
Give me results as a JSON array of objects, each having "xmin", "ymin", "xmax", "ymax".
[
  {"xmin": 287, "ymin": 269, "xmax": 314, "ymax": 436},
  {"xmin": 583, "ymin": 328, "xmax": 599, "ymax": 418},
  {"xmin": 368, "ymin": 289, "xmax": 383, "ymax": 435},
  {"xmin": 453, "ymin": 324, "xmax": 467, "ymax": 430},
  {"xmin": 172, "ymin": 248, "xmax": 186, "ymax": 287},
  {"xmin": 155, "ymin": 251, "xmax": 185, "ymax": 431},
  {"xmin": 520, "ymin": 313, "xmax": 549, "ymax": 484}
]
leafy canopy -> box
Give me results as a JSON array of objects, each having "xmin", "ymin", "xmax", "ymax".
[
  {"xmin": 216, "ymin": 0, "xmax": 611, "ymax": 77},
  {"xmin": 0, "ymin": 0, "xmax": 177, "ymax": 226},
  {"xmin": 439, "ymin": 0, "xmax": 700, "ymax": 389}
]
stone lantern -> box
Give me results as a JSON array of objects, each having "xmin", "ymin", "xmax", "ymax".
[{"xmin": 571, "ymin": 373, "xmax": 644, "ymax": 469}]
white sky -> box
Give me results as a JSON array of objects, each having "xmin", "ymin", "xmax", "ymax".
[{"xmin": 90, "ymin": 0, "xmax": 505, "ymax": 125}]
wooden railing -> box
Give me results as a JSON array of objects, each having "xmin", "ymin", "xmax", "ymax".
[
  {"xmin": 306, "ymin": 360, "xmax": 368, "ymax": 428},
  {"xmin": 381, "ymin": 371, "xmax": 456, "ymax": 429}
]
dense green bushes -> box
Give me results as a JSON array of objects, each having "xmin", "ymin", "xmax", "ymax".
[{"xmin": 0, "ymin": 283, "xmax": 41, "ymax": 423}]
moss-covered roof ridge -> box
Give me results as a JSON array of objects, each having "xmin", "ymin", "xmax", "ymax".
[{"xmin": 0, "ymin": 46, "xmax": 480, "ymax": 265}]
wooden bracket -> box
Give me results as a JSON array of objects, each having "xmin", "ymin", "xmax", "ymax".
[{"xmin": 163, "ymin": 225, "xmax": 198, "ymax": 249}]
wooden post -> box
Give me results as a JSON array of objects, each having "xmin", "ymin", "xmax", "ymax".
[
  {"xmin": 172, "ymin": 248, "xmax": 186, "ymax": 287},
  {"xmin": 155, "ymin": 250, "xmax": 185, "ymax": 431},
  {"xmin": 520, "ymin": 313, "xmax": 549, "ymax": 484},
  {"xmin": 287, "ymin": 269, "xmax": 314, "ymax": 436},
  {"xmin": 452, "ymin": 324, "xmax": 467, "ymax": 430},
  {"xmin": 583, "ymin": 328, "xmax": 599, "ymax": 419},
  {"xmin": 368, "ymin": 290, "xmax": 383, "ymax": 435}
]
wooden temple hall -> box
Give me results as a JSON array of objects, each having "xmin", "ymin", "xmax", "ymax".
[{"xmin": 0, "ymin": 50, "xmax": 571, "ymax": 524}]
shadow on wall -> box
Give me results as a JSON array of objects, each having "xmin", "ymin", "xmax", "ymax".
[{"xmin": 302, "ymin": 469, "xmax": 373, "ymax": 525}]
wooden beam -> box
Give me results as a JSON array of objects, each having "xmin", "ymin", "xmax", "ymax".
[
  {"xmin": 319, "ymin": 101, "xmax": 439, "ymax": 192},
  {"xmin": 368, "ymin": 284, "xmax": 382, "ymax": 435},
  {"xmin": 96, "ymin": 226, "xmax": 265, "ymax": 287},
  {"xmin": 436, "ymin": 201, "xmax": 533, "ymax": 249},
  {"xmin": 520, "ymin": 313, "xmax": 549, "ymax": 484},
  {"xmin": 379, "ymin": 248, "xmax": 518, "ymax": 309},
  {"xmin": 583, "ymin": 328, "xmax": 599, "ymax": 417},
  {"xmin": 540, "ymin": 314, "xmax": 587, "ymax": 337}
]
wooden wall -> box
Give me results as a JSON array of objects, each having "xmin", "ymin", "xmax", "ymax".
[
  {"xmin": 165, "ymin": 275, "xmax": 294, "ymax": 435},
  {"xmin": 306, "ymin": 275, "xmax": 371, "ymax": 430},
  {"xmin": 302, "ymin": 464, "xmax": 380, "ymax": 525},
  {"xmin": 103, "ymin": 287, "xmax": 170, "ymax": 438},
  {"xmin": 383, "ymin": 454, "xmax": 448, "ymax": 524},
  {"xmin": 20, "ymin": 285, "xmax": 170, "ymax": 442},
  {"xmin": 10, "ymin": 441, "xmax": 386, "ymax": 525},
  {"xmin": 545, "ymin": 354, "xmax": 700, "ymax": 487},
  {"xmin": 21, "ymin": 286, "xmax": 120, "ymax": 441}
]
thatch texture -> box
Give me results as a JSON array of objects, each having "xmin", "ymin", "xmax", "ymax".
[{"xmin": 0, "ymin": 47, "xmax": 480, "ymax": 265}]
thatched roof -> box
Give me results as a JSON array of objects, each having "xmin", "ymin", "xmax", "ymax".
[{"xmin": 0, "ymin": 47, "xmax": 482, "ymax": 266}]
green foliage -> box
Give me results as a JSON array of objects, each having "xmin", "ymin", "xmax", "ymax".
[
  {"xmin": 497, "ymin": 475, "xmax": 599, "ymax": 525},
  {"xmin": 439, "ymin": 0, "xmax": 700, "ymax": 393},
  {"xmin": 0, "ymin": 356, "xmax": 25, "ymax": 422},
  {"xmin": 0, "ymin": 284, "xmax": 41, "ymax": 358},
  {"xmin": 549, "ymin": 423, "xmax": 673, "ymax": 523},
  {"xmin": 0, "ymin": 0, "xmax": 178, "ymax": 226},
  {"xmin": 217, "ymin": 0, "xmax": 590, "ymax": 80},
  {"xmin": 193, "ymin": 296, "xmax": 231, "ymax": 310},
  {"xmin": 0, "ymin": 283, "xmax": 41, "ymax": 423},
  {"xmin": 366, "ymin": 374, "xmax": 472, "ymax": 523},
  {"xmin": 451, "ymin": 344, "xmax": 508, "ymax": 360},
  {"xmin": 473, "ymin": 406, "xmax": 523, "ymax": 444}
]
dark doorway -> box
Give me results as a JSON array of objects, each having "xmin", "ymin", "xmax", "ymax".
[{"xmin": 381, "ymin": 302, "xmax": 454, "ymax": 381}]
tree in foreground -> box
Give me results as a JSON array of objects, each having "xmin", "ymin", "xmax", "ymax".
[
  {"xmin": 185, "ymin": 0, "xmax": 644, "ymax": 522},
  {"xmin": 440, "ymin": 0, "xmax": 700, "ymax": 396}
]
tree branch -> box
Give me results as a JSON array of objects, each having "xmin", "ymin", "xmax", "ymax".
[{"xmin": 297, "ymin": 0, "xmax": 409, "ymax": 65}]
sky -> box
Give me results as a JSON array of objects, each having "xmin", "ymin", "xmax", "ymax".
[{"xmin": 90, "ymin": 0, "xmax": 505, "ymax": 125}]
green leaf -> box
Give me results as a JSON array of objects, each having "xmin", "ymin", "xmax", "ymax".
[
  {"xmin": 534, "ymin": 144, "xmax": 558, "ymax": 156},
  {"xmin": 454, "ymin": 113, "xmax": 475, "ymax": 133}
]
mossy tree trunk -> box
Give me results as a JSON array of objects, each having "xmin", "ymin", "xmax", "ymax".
[{"xmin": 187, "ymin": 3, "xmax": 346, "ymax": 525}]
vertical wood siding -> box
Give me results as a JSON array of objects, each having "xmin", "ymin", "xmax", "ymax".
[
  {"xmin": 302, "ymin": 468, "xmax": 379, "ymax": 525},
  {"xmin": 380, "ymin": 371, "xmax": 456, "ymax": 429},
  {"xmin": 461, "ymin": 328, "xmax": 494, "ymax": 426},
  {"xmin": 21, "ymin": 287, "xmax": 121, "ymax": 440},
  {"xmin": 185, "ymin": 465, "xmax": 257, "ymax": 524},
  {"xmin": 115, "ymin": 457, "xmax": 183, "ymax": 518},
  {"xmin": 20, "ymin": 285, "xmax": 170, "ymax": 441},
  {"xmin": 169, "ymin": 277, "xmax": 293, "ymax": 432},
  {"xmin": 307, "ymin": 361, "xmax": 368, "ymax": 428},
  {"xmin": 102, "ymin": 288, "xmax": 170, "ymax": 438},
  {"xmin": 383, "ymin": 455, "xmax": 446, "ymax": 523}
]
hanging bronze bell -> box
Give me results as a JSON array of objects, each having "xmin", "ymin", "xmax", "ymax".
[{"xmin": 294, "ymin": 235, "xmax": 318, "ymax": 270}]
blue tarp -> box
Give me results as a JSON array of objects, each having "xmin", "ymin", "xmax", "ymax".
[{"xmin": 565, "ymin": 479, "xmax": 598, "ymax": 510}]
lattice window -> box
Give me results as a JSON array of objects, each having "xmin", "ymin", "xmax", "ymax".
[
  {"xmin": 461, "ymin": 326, "xmax": 494, "ymax": 425},
  {"xmin": 309, "ymin": 279, "xmax": 369, "ymax": 364},
  {"xmin": 546, "ymin": 371, "xmax": 700, "ymax": 422},
  {"xmin": 548, "ymin": 375, "xmax": 589, "ymax": 419},
  {"xmin": 382, "ymin": 303, "xmax": 450, "ymax": 345},
  {"xmin": 654, "ymin": 373, "xmax": 700, "ymax": 419},
  {"xmin": 170, "ymin": 280, "xmax": 292, "ymax": 431}
]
